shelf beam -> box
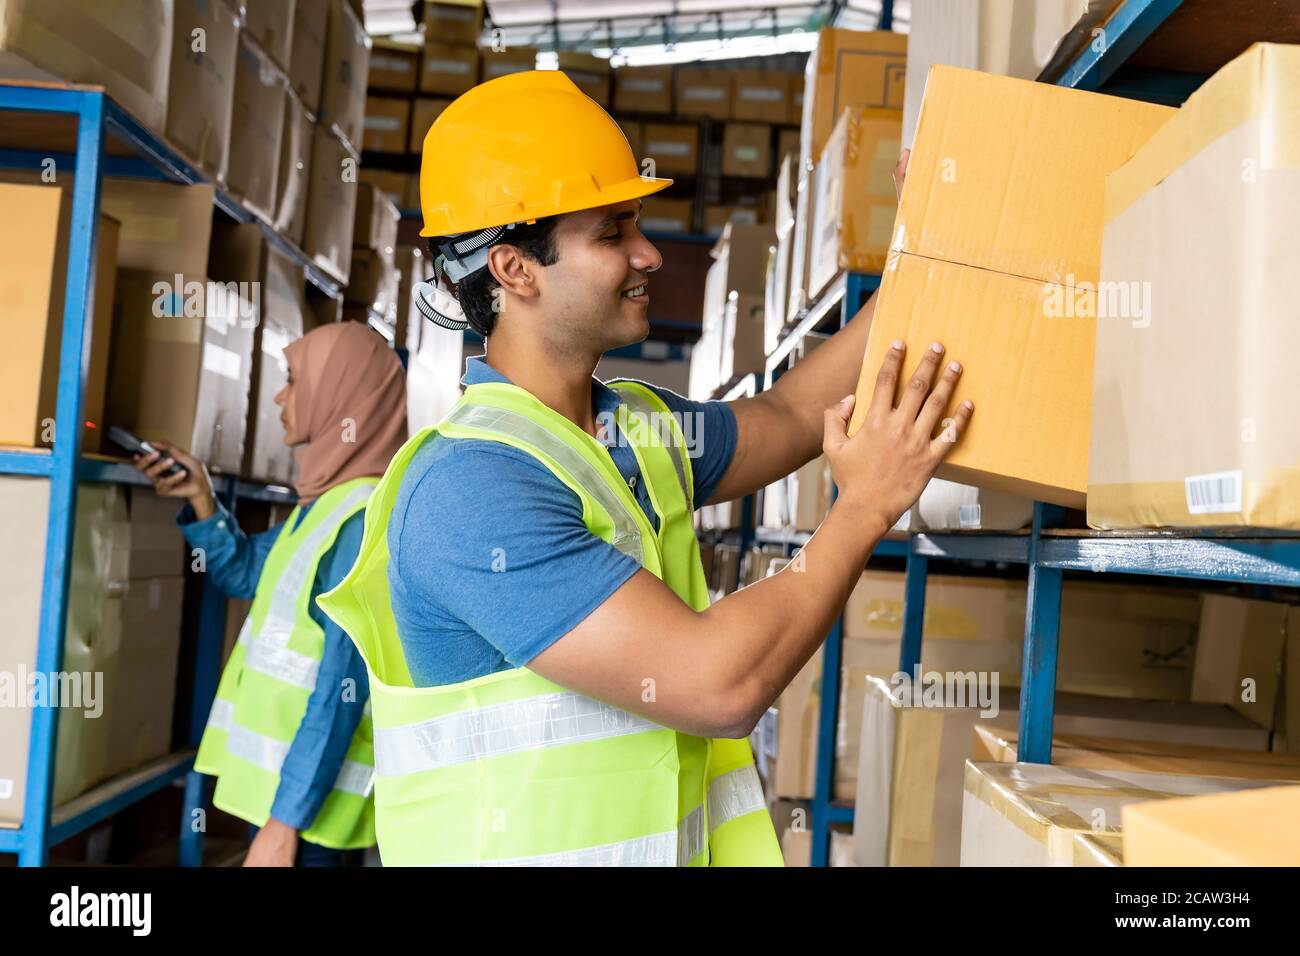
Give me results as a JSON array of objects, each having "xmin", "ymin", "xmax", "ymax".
[{"xmin": 1054, "ymin": 0, "xmax": 1185, "ymax": 91}]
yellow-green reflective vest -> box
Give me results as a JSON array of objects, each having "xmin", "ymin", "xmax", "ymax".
[
  {"xmin": 319, "ymin": 380, "xmax": 783, "ymax": 866},
  {"xmin": 195, "ymin": 477, "xmax": 379, "ymax": 850}
]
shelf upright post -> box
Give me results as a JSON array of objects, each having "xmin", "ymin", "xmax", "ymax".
[
  {"xmin": 1018, "ymin": 503, "xmax": 1067, "ymax": 763},
  {"xmin": 18, "ymin": 88, "xmax": 105, "ymax": 867},
  {"xmin": 898, "ymin": 539, "xmax": 928, "ymax": 677}
]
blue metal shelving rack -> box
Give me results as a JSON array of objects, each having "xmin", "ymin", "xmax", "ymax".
[{"xmin": 0, "ymin": 81, "xmax": 308, "ymax": 866}]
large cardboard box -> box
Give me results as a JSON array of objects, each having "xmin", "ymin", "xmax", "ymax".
[
  {"xmin": 353, "ymin": 183, "xmax": 400, "ymax": 256},
  {"xmin": 784, "ymin": 161, "xmax": 814, "ymax": 323},
  {"xmin": 228, "ymin": 33, "xmax": 287, "ymax": 222},
  {"xmin": 360, "ymin": 168, "xmax": 417, "ymax": 213},
  {"xmin": 99, "ymin": 178, "xmax": 215, "ymax": 276},
  {"xmin": 125, "ymin": 484, "xmax": 188, "ymax": 580},
  {"xmin": 555, "ymin": 51, "xmax": 609, "ymax": 107},
  {"xmin": 303, "ymin": 125, "xmax": 359, "ymax": 281},
  {"xmin": 807, "ymin": 108, "xmax": 901, "ymax": 297},
  {"xmin": 421, "ymin": 0, "xmax": 484, "ymax": 47},
  {"xmin": 166, "ymin": 0, "xmax": 239, "ymax": 184},
  {"xmin": 643, "ymin": 123, "xmax": 698, "ymax": 176},
  {"xmin": 711, "ymin": 223, "xmax": 774, "ymax": 383},
  {"xmin": 703, "ymin": 204, "xmax": 760, "ymax": 236},
  {"xmin": 1089, "ymin": 44, "xmax": 1300, "ymax": 530},
  {"xmin": 242, "ymin": 0, "xmax": 295, "ymax": 73},
  {"xmin": 639, "ymin": 196, "xmax": 693, "ymax": 235},
  {"xmin": 675, "ymin": 67, "xmax": 732, "ymax": 120},
  {"xmin": 0, "ymin": 184, "xmax": 119, "ymax": 450},
  {"xmin": 274, "ymin": 88, "xmax": 313, "ymax": 248},
  {"xmin": 764, "ymin": 155, "xmax": 797, "ymax": 353},
  {"xmin": 320, "ymin": 0, "xmax": 370, "ymax": 150},
  {"xmin": 1192, "ymin": 594, "xmax": 1288, "ymax": 729},
  {"xmin": 848, "ymin": 67, "xmax": 1174, "ymax": 509},
  {"xmin": 910, "ymin": 477, "xmax": 1033, "ymax": 531},
  {"xmin": 362, "ymin": 95, "xmax": 411, "ymax": 153},
  {"xmin": 395, "ymin": 243, "xmax": 432, "ymax": 351},
  {"xmin": 289, "ymin": 0, "xmax": 328, "ymax": 114},
  {"xmin": 481, "ymin": 46, "xmax": 537, "ymax": 81},
  {"xmin": 110, "ymin": 572, "xmax": 184, "ymax": 776},
  {"xmin": 616, "ymin": 119, "xmax": 642, "ymax": 166},
  {"xmin": 419, "ymin": 41, "xmax": 478, "ymax": 96},
  {"xmin": 106, "ymin": 270, "xmax": 256, "ymax": 473},
  {"xmin": 409, "ymin": 97, "xmax": 452, "ymax": 153},
  {"xmin": 731, "ymin": 69, "xmax": 791, "ymax": 123},
  {"xmin": 614, "ymin": 65, "xmax": 673, "ymax": 115},
  {"xmin": 800, "ymin": 28, "xmax": 907, "ymax": 170},
  {"xmin": 368, "ymin": 39, "xmax": 419, "ymax": 94},
  {"xmin": 0, "ymin": 0, "xmax": 173, "ymax": 133},
  {"xmin": 345, "ymin": 249, "xmax": 399, "ymax": 319},
  {"xmin": 721, "ymin": 123, "xmax": 772, "ymax": 179},
  {"xmin": 1122, "ymin": 784, "xmax": 1300, "ymax": 866}
]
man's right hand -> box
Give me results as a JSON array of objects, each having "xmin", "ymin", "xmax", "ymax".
[
  {"xmin": 822, "ymin": 339, "xmax": 972, "ymax": 531},
  {"xmin": 133, "ymin": 440, "xmax": 217, "ymax": 520}
]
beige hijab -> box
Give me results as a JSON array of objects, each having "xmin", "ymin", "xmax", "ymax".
[{"xmin": 282, "ymin": 322, "xmax": 408, "ymax": 504}]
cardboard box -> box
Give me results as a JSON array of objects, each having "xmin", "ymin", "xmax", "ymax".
[
  {"xmin": 703, "ymin": 204, "xmax": 759, "ymax": 236},
  {"xmin": 781, "ymin": 827, "xmax": 855, "ymax": 867},
  {"xmin": 421, "ymin": 0, "xmax": 484, "ymax": 47},
  {"xmin": 359, "ymin": 168, "xmax": 417, "ymax": 213},
  {"xmin": 731, "ymin": 69, "xmax": 790, "ymax": 123},
  {"xmin": 1192, "ymin": 595, "xmax": 1288, "ymax": 729},
  {"xmin": 0, "ymin": 184, "xmax": 118, "ymax": 450},
  {"xmin": 1122, "ymin": 784, "xmax": 1300, "ymax": 866},
  {"xmin": 807, "ymin": 108, "xmax": 900, "ymax": 296},
  {"xmin": 274, "ymin": 88, "xmax": 313, "ymax": 247},
  {"xmin": 639, "ymin": 197, "xmax": 693, "ymax": 234},
  {"xmin": 303, "ymin": 125, "xmax": 359, "ymax": 281},
  {"xmin": 784, "ymin": 161, "xmax": 813, "ymax": 323},
  {"xmin": 106, "ymin": 270, "xmax": 255, "ymax": 473},
  {"xmin": 961, "ymin": 760, "xmax": 1284, "ymax": 866},
  {"xmin": 320, "ymin": 0, "xmax": 370, "ymax": 150},
  {"xmin": 616, "ymin": 119, "xmax": 642, "ymax": 166},
  {"xmin": 395, "ymin": 243, "xmax": 432, "ymax": 350},
  {"xmin": 305, "ymin": 289, "xmax": 341, "ymax": 329},
  {"xmin": 166, "ymin": 0, "xmax": 239, "ymax": 184},
  {"xmin": 555, "ymin": 51, "xmax": 610, "ymax": 107},
  {"xmin": 675, "ymin": 67, "xmax": 732, "ymax": 120},
  {"xmin": 289, "ymin": 0, "xmax": 328, "ymax": 114},
  {"xmin": 763, "ymin": 155, "xmax": 797, "ymax": 352},
  {"xmin": 481, "ymin": 46, "xmax": 537, "ymax": 81},
  {"xmin": 126, "ymin": 486, "xmax": 188, "ymax": 580},
  {"xmin": 353, "ymin": 183, "xmax": 400, "ymax": 256},
  {"xmin": 777, "ymin": 127, "xmax": 800, "ymax": 165},
  {"xmin": 710, "ymin": 223, "xmax": 773, "ymax": 382},
  {"xmin": 362, "ymin": 95, "xmax": 411, "ymax": 153},
  {"xmin": 0, "ymin": 0, "xmax": 173, "ymax": 133},
  {"xmin": 1089, "ymin": 44, "xmax": 1300, "ymax": 530},
  {"xmin": 109, "ymin": 573, "xmax": 184, "ymax": 776},
  {"xmin": 241, "ymin": 0, "xmax": 295, "ymax": 73},
  {"xmin": 345, "ymin": 249, "xmax": 399, "ymax": 318},
  {"xmin": 800, "ymin": 28, "xmax": 907, "ymax": 169},
  {"xmin": 643, "ymin": 123, "xmax": 698, "ymax": 176},
  {"xmin": 99, "ymin": 178, "xmax": 214, "ymax": 275},
  {"xmin": 368, "ymin": 39, "xmax": 419, "ymax": 93},
  {"xmin": 614, "ymin": 65, "xmax": 673, "ymax": 115},
  {"xmin": 1285, "ymin": 607, "xmax": 1300, "ymax": 754},
  {"xmin": 228, "ymin": 33, "xmax": 287, "ymax": 222},
  {"xmin": 721, "ymin": 123, "xmax": 771, "ymax": 179},
  {"xmin": 789, "ymin": 82, "xmax": 804, "ymax": 127},
  {"xmin": 409, "ymin": 97, "xmax": 452, "ymax": 153},
  {"xmin": 910, "ymin": 478, "xmax": 1033, "ymax": 531},
  {"xmin": 419, "ymin": 41, "xmax": 478, "ymax": 97},
  {"xmin": 848, "ymin": 67, "xmax": 1173, "ymax": 509}
]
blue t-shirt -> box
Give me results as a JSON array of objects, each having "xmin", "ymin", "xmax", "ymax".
[{"xmin": 389, "ymin": 356, "xmax": 737, "ymax": 687}]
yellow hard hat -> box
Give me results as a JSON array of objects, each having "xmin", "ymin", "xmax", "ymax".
[{"xmin": 417, "ymin": 69, "xmax": 673, "ymax": 238}]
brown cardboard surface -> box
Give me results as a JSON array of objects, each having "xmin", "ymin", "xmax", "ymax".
[
  {"xmin": 676, "ymin": 67, "xmax": 732, "ymax": 120},
  {"xmin": 242, "ymin": 0, "xmax": 295, "ymax": 73},
  {"xmin": 721, "ymin": 123, "xmax": 772, "ymax": 178},
  {"xmin": 731, "ymin": 69, "xmax": 791, "ymax": 123},
  {"xmin": 643, "ymin": 123, "xmax": 698, "ymax": 176},
  {"xmin": 109, "ymin": 574, "xmax": 183, "ymax": 778},
  {"xmin": 273, "ymin": 88, "xmax": 313, "ymax": 247},
  {"xmin": 777, "ymin": 128, "xmax": 800, "ymax": 166},
  {"xmin": 1122, "ymin": 784, "xmax": 1300, "ymax": 866},
  {"xmin": 359, "ymin": 168, "xmax": 417, "ymax": 213},
  {"xmin": 345, "ymin": 248, "xmax": 399, "ymax": 317},
  {"xmin": 125, "ymin": 487, "xmax": 187, "ymax": 580},
  {"xmin": 555, "ymin": 52, "xmax": 610, "ymax": 107},
  {"xmin": 320, "ymin": 0, "xmax": 369, "ymax": 149},
  {"xmin": 421, "ymin": 0, "xmax": 484, "ymax": 47},
  {"xmin": 1193, "ymin": 595, "xmax": 1287, "ymax": 729},
  {"xmin": 617, "ymin": 119, "xmax": 642, "ymax": 167},
  {"xmin": 363, "ymin": 95, "xmax": 411, "ymax": 153},
  {"xmin": 639, "ymin": 197, "xmax": 692, "ymax": 234},
  {"xmin": 481, "ymin": 47, "xmax": 538, "ymax": 81},
  {"xmin": 808, "ymin": 107, "xmax": 900, "ymax": 297},
  {"xmin": 784, "ymin": 161, "xmax": 813, "ymax": 323},
  {"xmin": 801, "ymin": 28, "xmax": 907, "ymax": 169},
  {"xmin": 100, "ymin": 178, "xmax": 215, "ymax": 276},
  {"xmin": 703, "ymin": 204, "xmax": 759, "ymax": 236},
  {"xmin": 289, "ymin": 0, "xmax": 327, "ymax": 114},
  {"xmin": 353, "ymin": 183, "xmax": 400, "ymax": 256},
  {"xmin": 166, "ymin": 0, "xmax": 239, "ymax": 185},
  {"xmin": 614, "ymin": 65, "xmax": 673, "ymax": 115},
  {"xmin": 303, "ymin": 125, "xmax": 358, "ymax": 281},
  {"xmin": 367, "ymin": 39, "xmax": 419, "ymax": 93},
  {"xmin": 409, "ymin": 97, "xmax": 452, "ymax": 153},
  {"xmin": 227, "ymin": 33, "xmax": 287, "ymax": 222},
  {"xmin": 1286, "ymin": 607, "xmax": 1300, "ymax": 754},
  {"xmin": 419, "ymin": 41, "xmax": 478, "ymax": 97}
]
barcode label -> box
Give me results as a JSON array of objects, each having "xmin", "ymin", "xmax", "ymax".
[
  {"xmin": 1185, "ymin": 470, "xmax": 1242, "ymax": 515},
  {"xmin": 958, "ymin": 503, "xmax": 982, "ymax": 529}
]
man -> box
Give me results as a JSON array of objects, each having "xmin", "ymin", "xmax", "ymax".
[{"xmin": 320, "ymin": 71, "xmax": 971, "ymax": 866}]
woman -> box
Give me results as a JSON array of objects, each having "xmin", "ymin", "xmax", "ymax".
[{"xmin": 135, "ymin": 322, "xmax": 407, "ymax": 867}]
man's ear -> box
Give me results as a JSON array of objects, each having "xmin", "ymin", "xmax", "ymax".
[{"xmin": 487, "ymin": 245, "xmax": 539, "ymax": 300}]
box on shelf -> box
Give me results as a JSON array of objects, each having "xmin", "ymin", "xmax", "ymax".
[
  {"xmin": 419, "ymin": 41, "xmax": 479, "ymax": 97},
  {"xmin": 801, "ymin": 28, "xmax": 907, "ymax": 169},
  {"xmin": 303, "ymin": 126, "xmax": 359, "ymax": 281},
  {"xmin": 616, "ymin": 119, "xmax": 642, "ymax": 165},
  {"xmin": 353, "ymin": 183, "xmax": 400, "ymax": 256},
  {"xmin": 731, "ymin": 69, "xmax": 790, "ymax": 123},
  {"xmin": 763, "ymin": 155, "xmax": 798, "ymax": 353},
  {"xmin": 409, "ymin": 97, "xmax": 452, "ymax": 152},
  {"xmin": 320, "ymin": 0, "xmax": 370, "ymax": 150},
  {"xmin": 359, "ymin": 168, "xmax": 417, "ymax": 213},
  {"xmin": 777, "ymin": 127, "xmax": 800, "ymax": 164},
  {"xmin": 703, "ymin": 204, "xmax": 759, "ymax": 236},
  {"xmin": 614, "ymin": 65, "xmax": 673, "ymax": 115},
  {"xmin": 368, "ymin": 39, "xmax": 419, "ymax": 94},
  {"xmin": 274, "ymin": 88, "xmax": 313, "ymax": 248},
  {"xmin": 784, "ymin": 160, "xmax": 814, "ymax": 323},
  {"xmin": 0, "ymin": 0, "xmax": 173, "ymax": 133},
  {"xmin": 781, "ymin": 827, "xmax": 855, "ymax": 867},
  {"xmin": 395, "ymin": 243, "xmax": 432, "ymax": 351},
  {"xmin": 675, "ymin": 67, "xmax": 732, "ymax": 120},
  {"xmin": 228, "ymin": 33, "xmax": 287, "ymax": 223},
  {"xmin": 909, "ymin": 477, "xmax": 1034, "ymax": 531},
  {"xmin": 420, "ymin": 0, "xmax": 484, "ymax": 47},
  {"xmin": 848, "ymin": 66, "xmax": 1174, "ymax": 509},
  {"xmin": 241, "ymin": 0, "xmax": 295, "ymax": 74},
  {"xmin": 1089, "ymin": 44, "xmax": 1300, "ymax": 530},
  {"xmin": 481, "ymin": 47, "xmax": 537, "ymax": 81},
  {"xmin": 304, "ymin": 289, "xmax": 342, "ymax": 330},
  {"xmin": 555, "ymin": 51, "xmax": 610, "ymax": 107},
  {"xmin": 345, "ymin": 249, "xmax": 399, "ymax": 319},
  {"xmin": 363, "ymin": 95, "xmax": 411, "ymax": 153},
  {"xmin": 289, "ymin": 0, "xmax": 328, "ymax": 115},
  {"xmin": 1122, "ymin": 784, "xmax": 1300, "ymax": 866},
  {"xmin": 807, "ymin": 107, "xmax": 901, "ymax": 297},
  {"xmin": 166, "ymin": 0, "xmax": 239, "ymax": 184},
  {"xmin": 642, "ymin": 123, "xmax": 698, "ymax": 176},
  {"xmin": 721, "ymin": 123, "xmax": 772, "ymax": 178},
  {"xmin": 711, "ymin": 223, "xmax": 774, "ymax": 383},
  {"xmin": 0, "ymin": 184, "xmax": 119, "ymax": 450},
  {"xmin": 1192, "ymin": 594, "xmax": 1289, "ymax": 730},
  {"xmin": 639, "ymin": 196, "xmax": 693, "ymax": 234},
  {"xmin": 99, "ymin": 178, "xmax": 215, "ymax": 275}
]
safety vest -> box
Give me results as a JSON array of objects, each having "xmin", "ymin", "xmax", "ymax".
[
  {"xmin": 319, "ymin": 380, "xmax": 782, "ymax": 866},
  {"xmin": 195, "ymin": 478, "xmax": 379, "ymax": 850}
]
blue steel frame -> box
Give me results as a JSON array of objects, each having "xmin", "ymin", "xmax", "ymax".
[{"xmin": 0, "ymin": 83, "xmax": 303, "ymax": 866}]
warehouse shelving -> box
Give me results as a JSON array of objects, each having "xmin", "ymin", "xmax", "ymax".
[{"xmin": 0, "ymin": 80, "xmax": 308, "ymax": 866}]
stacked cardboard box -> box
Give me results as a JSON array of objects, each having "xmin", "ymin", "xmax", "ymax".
[
  {"xmin": 1122, "ymin": 784, "xmax": 1300, "ymax": 866},
  {"xmin": 614, "ymin": 65, "xmax": 673, "ymax": 115},
  {"xmin": 228, "ymin": 31, "xmax": 288, "ymax": 223},
  {"xmin": 764, "ymin": 154, "xmax": 799, "ymax": 352},
  {"xmin": 419, "ymin": 1, "xmax": 483, "ymax": 97},
  {"xmin": 166, "ymin": 0, "xmax": 240, "ymax": 185},
  {"xmin": 345, "ymin": 185, "xmax": 401, "ymax": 329}
]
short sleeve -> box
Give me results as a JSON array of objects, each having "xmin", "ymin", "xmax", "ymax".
[{"xmin": 629, "ymin": 382, "xmax": 738, "ymax": 506}]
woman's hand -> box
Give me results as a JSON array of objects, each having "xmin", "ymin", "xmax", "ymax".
[{"xmin": 133, "ymin": 439, "xmax": 217, "ymax": 520}]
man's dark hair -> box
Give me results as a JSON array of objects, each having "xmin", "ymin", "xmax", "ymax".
[{"xmin": 428, "ymin": 216, "xmax": 563, "ymax": 337}]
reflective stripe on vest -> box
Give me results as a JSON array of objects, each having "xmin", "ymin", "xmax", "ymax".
[
  {"xmin": 707, "ymin": 765, "xmax": 766, "ymax": 834},
  {"xmin": 613, "ymin": 382, "xmax": 694, "ymax": 511}
]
